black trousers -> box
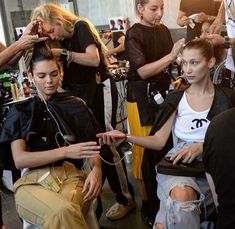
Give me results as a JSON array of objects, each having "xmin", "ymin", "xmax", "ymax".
[{"xmin": 66, "ymin": 78, "xmax": 134, "ymax": 206}]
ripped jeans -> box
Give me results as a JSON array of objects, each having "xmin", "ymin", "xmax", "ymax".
[{"xmin": 154, "ymin": 142, "xmax": 214, "ymax": 229}]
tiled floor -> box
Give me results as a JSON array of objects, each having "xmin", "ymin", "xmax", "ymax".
[{"xmin": 1, "ymin": 161, "xmax": 148, "ymax": 229}]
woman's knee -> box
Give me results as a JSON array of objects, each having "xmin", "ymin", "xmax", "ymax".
[
  {"xmin": 155, "ymin": 223, "xmax": 164, "ymax": 229},
  {"xmin": 170, "ymin": 185, "xmax": 197, "ymax": 202},
  {"xmin": 44, "ymin": 203, "xmax": 87, "ymax": 228}
]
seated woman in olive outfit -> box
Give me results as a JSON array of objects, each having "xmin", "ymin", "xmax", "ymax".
[
  {"xmin": 97, "ymin": 38, "xmax": 235, "ymax": 229},
  {"xmin": 0, "ymin": 42, "xmax": 102, "ymax": 229}
]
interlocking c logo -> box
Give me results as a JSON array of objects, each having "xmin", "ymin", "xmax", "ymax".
[{"xmin": 191, "ymin": 118, "xmax": 208, "ymax": 130}]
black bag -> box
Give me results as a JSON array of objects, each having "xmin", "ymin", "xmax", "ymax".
[{"xmin": 157, "ymin": 157, "xmax": 205, "ymax": 177}]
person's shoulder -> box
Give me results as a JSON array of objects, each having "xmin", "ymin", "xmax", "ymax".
[
  {"xmin": 52, "ymin": 93, "xmax": 86, "ymax": 106},
  {"xmin": 74, "ymin": 20, "xmax": 90, "ymax": 31},
  {"xmin": 215, "ymin": 85, "xmax": 235, "ymax": 99},
  {"xmin": 54, "ymin": 94, "xmax": 91, "ymax": 114},
  {"xmin": 115, "ymin": 31, "xmax": 125, "ymax": 37},
  {"xmin": 75, "ymin": 20, "xmax": 86, "ymax": 27},
  {"xmin": 2, "ymin": 97, "xmax": 34, "ymax": 125},
  {"xmin": 159, "ymin": 89, "xmax": 185, "ymax": 108},
  {"xmin": 113, "ymin": 31, "xmax": 125, "ymax": 39},
  {"xmin": 13, "ymin": 97, "xmax": 34, "ymax": 110},
  {"xmin": 167, "ymin": 88, "xmax": 185, "ymax": 99},
  {"xmin": 159, "ymin": 23, "xmax": 169, "ymax": 30},
  {"xmin": 209, "ymin": 107, "xmax": 235, "ymax": 131},
  {"xmin": 159, "ymin": 24, "xmax": 171, "ymax": 33},
  {"xmin": 218, "ymin": 107, "xmax": 235, "ymax": 119},
  {"xmin": 126, "ymin": 23, "xmax": 146, "ymax": 41},
  {"xmin": 126, "ymin": 23, "xmax": 142, "ymax": 35},
  {"xmin": 215, "ymin": 85, "xmax": 234, "ymax": 93},
  {"xmin": 49, "ymin": 93, "xmax": 92, "ymax": 119}
]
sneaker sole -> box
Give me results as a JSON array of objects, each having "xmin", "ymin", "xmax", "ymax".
[{"xmin": 106, "ymin": 204, "xmax": 136, "ymax": 221}]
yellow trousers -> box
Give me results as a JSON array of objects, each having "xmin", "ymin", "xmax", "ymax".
[
  {"xmin": 127, "ymin": 102, "xmax": 152, "ymax": 179},
  {"xmin": 14, "ymin": 162, "xmax": 88, "ymax": 229}
]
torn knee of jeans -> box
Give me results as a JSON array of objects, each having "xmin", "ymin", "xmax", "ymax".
[
  {"xmin": 179, "ymin": 202, "xmax": 198, "ymax": 211},
  {"xmin": 169, "ymin": 183, "xmax": 199, "ymax": 201},
  {"xmin": 167, "ymin": 196, "xmax": 199, "ymax": 212},
  {"xmin": 171, "ymin": 182, "xmax": 187, "ymax": 190}
]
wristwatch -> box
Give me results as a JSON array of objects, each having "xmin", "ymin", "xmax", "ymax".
[{"xmin": 224, "ymin": 36, "xmax": 230, "ymax": 49}]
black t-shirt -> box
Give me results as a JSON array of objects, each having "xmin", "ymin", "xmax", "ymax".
[
  {"xmin": 180, "ymin": 0, "xmax": 218, "ymax": 41},
  {"xmin": 203, "ymin": 108, "xmax": 235, "ymax": 228},
  {"xmin": 124, "ymin": 23, "xmax": 173, "ymax": 125},
  {"xmin": 125, "ymin": 23, "xmax": 173, "ymax": 81},
  {"xmin": 61, "ymin": 20, "xmax": 109, "ymax": 87},
  {"xmin": 112, "ymin": 31, "xmax": 126, "ymax": 61}
]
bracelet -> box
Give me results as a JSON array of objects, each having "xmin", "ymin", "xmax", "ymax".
[
  {"xmin": 60, "ymin": 48, "xmax": 68, "ymax": 62},
  {"xmin": 126, "ymin": 134, "xmax": 131, "ymax": 142},
  {"xmin": 66, "ymin": 51, "xmax": 73, "ymax": 64},
  {"xmin": 126, "ymin": 134, "xmax": 135, "ymax": 145},
  {"xmin": 60, "ymin": 49, "xmax": 74, "ymax": 67},
  {"xmin": 125, "ymin": 134, "xmax": 135, "ymax": 150}
]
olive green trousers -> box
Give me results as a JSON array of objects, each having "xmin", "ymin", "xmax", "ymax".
[{"xmin": 14, "ymin": 162, "xmax": 89, "ymax": 229}]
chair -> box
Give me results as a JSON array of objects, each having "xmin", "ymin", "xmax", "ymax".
[{"xmin": 23, "ymin": 221, "xmax": 39, "ymax": 229}]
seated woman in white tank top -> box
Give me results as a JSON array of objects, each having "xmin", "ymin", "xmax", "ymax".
[{"xmin": 96, "ymin": 38, "xmax": 235, "ymax": 229}]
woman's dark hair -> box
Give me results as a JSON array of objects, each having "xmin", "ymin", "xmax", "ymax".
[
  {"xmin": 30, "ymin": 41, "xmax": 61, "ymax": 73},
  {"xmin": 136, "ymin": 0, "xmax": 149, "ymax": 5},
  {"xmin": 183, "ymin": 38, "xmax": 214, "ymax": 61},
  {"xmin": 135, "ymin": 0, "xmax": 149, "ymax": 16}
]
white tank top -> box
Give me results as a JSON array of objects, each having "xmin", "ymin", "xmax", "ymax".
[{"xmin": 174, "ymin": 92, "xmax": 210, "ymax": 142}]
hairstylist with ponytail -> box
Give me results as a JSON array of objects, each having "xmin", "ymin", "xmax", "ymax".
[{"xmin": 125, "ymin": 0, "xmax": 184, "ymax": 224}]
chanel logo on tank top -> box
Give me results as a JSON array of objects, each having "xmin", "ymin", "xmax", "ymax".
[{"xmin": 191, "ymin": 118, "xmax": 208, "ymax": 130}]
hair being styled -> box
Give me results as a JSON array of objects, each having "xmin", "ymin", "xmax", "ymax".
[
  {"xmin": 30, "ymin": 41, "xmax": 61, "ymax": 74},
  {"xmin": 183, "ymin": 38, "xmax": 214, "ymax": 61},
  {"xmin": 32, "ymin": 3, "xmax": 77, "ymax": 38},
  {"xmin": 31, "ymin": 3, "xmax": 107, "ymax": 52}
]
